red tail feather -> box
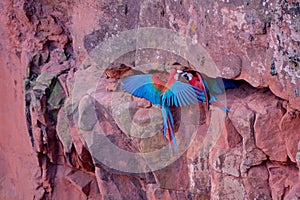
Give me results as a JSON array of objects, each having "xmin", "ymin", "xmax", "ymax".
[{"xmin": 166, "ymin": 118, "xmax": 172, "ymax": 142}]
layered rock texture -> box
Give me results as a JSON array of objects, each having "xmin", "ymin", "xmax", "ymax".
[{"xmin": 1, "ymin": 0, "xmax": 300, "ymax": 199}]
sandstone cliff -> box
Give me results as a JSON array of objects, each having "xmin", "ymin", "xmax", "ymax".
[{"xmin": 0, "ymin": 0, "xmax": 300, "ymax": 199}]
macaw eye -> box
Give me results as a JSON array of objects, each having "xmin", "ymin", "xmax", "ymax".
[{"xmin": 182, "ymin": 72, "xmax": 192, "ymax": 81}]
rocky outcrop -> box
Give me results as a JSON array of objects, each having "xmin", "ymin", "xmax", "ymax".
[{"xmin": 1, "ymin": 0, "xmax": 300, "ymax": 199}]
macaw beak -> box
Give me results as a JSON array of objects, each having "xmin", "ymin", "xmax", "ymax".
[
  {"xmin": 175, "ymin": 69, "xmax": 183, "ymax": 80},
  {"xmin": 176, "ymin": 69, "xmax": 183, "ymax": 74}
]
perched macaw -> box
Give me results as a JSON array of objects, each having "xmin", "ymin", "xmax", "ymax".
[
  {"xmin": 180, "ymin": 70, "xmax": 230, "ymax": 113},
  {"xmin": 122, "ymin": 70, "xmax": 205, "ymax": 150}
]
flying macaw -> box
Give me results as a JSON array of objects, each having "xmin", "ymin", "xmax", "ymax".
[
  {"xmin": 180, "ymin": 69, "xmax": 231, "ymax": 113},
  {"xmin": 122, "ymin": 69, "xmax": 205, "ymax": 150}
]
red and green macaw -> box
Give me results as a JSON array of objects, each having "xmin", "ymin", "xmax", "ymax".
[
  {"xmin": 181, "ymin": 70, "xmax": 230, "ymax": 113},
  {"xmin": 122, "ymin": 70, "xmax": 205, "ymax": 150}
]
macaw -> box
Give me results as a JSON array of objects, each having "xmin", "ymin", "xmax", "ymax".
[
  {"xmin": 180, "ymin": 70, "xmax": 230, "ymax": 113},
  {"xmin": 122, "ymin": 70, "xmax": 205, "ymax": 150}
]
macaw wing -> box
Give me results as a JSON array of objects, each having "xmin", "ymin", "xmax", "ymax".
[
  {"xmin": 198, "ymin": 73, "xmax": 210, "ymax": 92},
  {"xmin": 122, "ymin": 74, "xmax": 161, "ymax": 105},
  {"xmin": 201, "ymin": 75, "xmax": 224, "ymax": 95},
  {"xmin": 195, "ymin": 72, "xmax": 211, "ymax": 108},
  {"xmin": 162, "ymin": 81, "xmax": 205, "ymax": 107}
]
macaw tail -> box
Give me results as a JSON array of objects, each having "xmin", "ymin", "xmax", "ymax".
[{"xmin": 162, "ymin": 106, "xmax": 178, "ymax": 150}]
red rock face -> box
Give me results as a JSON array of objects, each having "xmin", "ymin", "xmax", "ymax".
[{"xmin": 1, "ymin": 0, "xmax": 300, "ymax": 199}]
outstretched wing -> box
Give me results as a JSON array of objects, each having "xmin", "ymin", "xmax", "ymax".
[
  {"xmin": 162, "ymin": 81, "xmax": 205, "ymax": 107},
  {"xmin": 201, "ymin": 75, "xmax": 237, "ymax": 95},
  {"xmin": 122, "ymin": 74, "xmax": 162, "ymax": 105}
]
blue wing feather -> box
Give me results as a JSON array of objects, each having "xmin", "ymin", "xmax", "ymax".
[
  {"xmin": 122, "ymin": 74, "xmax": 161, "ymax": 105},
  {"xmin": 162, "ymin": 81, "xmax": 202, "ymax": 107}
]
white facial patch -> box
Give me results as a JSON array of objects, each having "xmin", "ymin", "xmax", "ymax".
[{"xmin": 182, "ymin": 72, "xmax": 193, "ymax": 81}]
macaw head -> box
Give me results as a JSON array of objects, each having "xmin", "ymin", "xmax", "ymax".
[
  {"xmin": 172, "ymin": 62, "xmax": 191, "ymax": 81},
  {"xmin": 181, "ymin": 71, "xmax": 193, "ymax": 81},
  {"xmin": 175, "ymin": 68, "xmax": 193, "ymax": 82}
]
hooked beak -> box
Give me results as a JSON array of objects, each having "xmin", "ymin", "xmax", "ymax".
[
  {"xmin": 174, "ymin": 69, "xmax": 183, "ymax": 80},
  {"xmin": 176, "ymin": 69, "xmax": 183, "ymax": 74}
]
